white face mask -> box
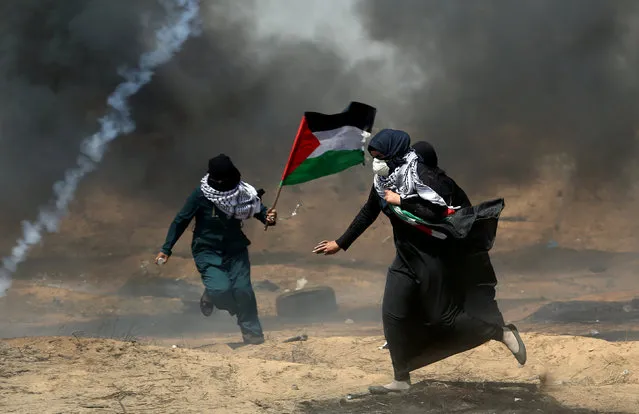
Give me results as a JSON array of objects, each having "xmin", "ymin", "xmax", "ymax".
[{"xmin": 372, "ymin": 158, "xmax": 390, "ymax": 177}]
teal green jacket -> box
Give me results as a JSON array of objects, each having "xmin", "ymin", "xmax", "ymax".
[{"xmin": 161, "ymin": 187, "xmax": 269, "ymax": 257}]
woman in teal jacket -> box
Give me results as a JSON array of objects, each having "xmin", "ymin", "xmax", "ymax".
[{"xmin": 155, "ymin": 154, "xmax": 276, "ymax": 345}]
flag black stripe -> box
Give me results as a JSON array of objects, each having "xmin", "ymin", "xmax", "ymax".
[{"xmin": 304, "ymin": 101, "xmax": 376, "ymax": 133}]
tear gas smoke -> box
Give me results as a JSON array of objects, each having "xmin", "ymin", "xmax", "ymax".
[
  {"xmin": 0, "ymin": 0, "xmax": 395, "ymax": 221},
  {"xmin": 0, "ymin": 0, "xmax": 200, "ymax": 296},
  {"xmin": 3, "ymin": 0, "xmax": 639, "ymax": 283},
  {"xmin": 356, "ymin": 0, "xmax": 639, "ymax": 191}
]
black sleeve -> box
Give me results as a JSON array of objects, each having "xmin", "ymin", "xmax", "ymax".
[
  {"xmin": 335, "ymin": 186, "xmax": 382, "ymax": 250},
  {"xmin": 399, "ymin": 163, "xmax": 450, "ymax": 221}
]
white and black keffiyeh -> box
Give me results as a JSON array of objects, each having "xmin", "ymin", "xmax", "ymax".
[
  {"xmin": 374, "ymin": 150, "xmax": 451, "ymax": 208},
  {"xmin": 200, "ymin": 174, "xmax": 262, "ymax": 220}
]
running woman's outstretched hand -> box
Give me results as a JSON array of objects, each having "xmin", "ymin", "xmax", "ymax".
[{"xmin": 312, "ymin": 240, "xmax": 341, "ymax": 255}]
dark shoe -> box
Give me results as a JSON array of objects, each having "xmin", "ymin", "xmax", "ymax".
[
  {"xmin": 506, "ymin": 324, "xmax": 527, "ymax": 365},
  {"xmin": 200, "ymin": 291, "xmax": 214, "ymax": 317},
  {"xmin": 242, "ymin": 333, "xmax": 265, "ymax": 345}
]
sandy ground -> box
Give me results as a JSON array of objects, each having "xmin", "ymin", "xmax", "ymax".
[
  {"xmin": 2, "ymin": 266, "xmax": 639, "ymax": 414},
  {"xmin": 1, "ymin": 261, "xmax": 638, "ymax": 414},
  {"xmin": 1, "ymin": 333, "xmax": 638, "ymax": 413},
  {"xmin": 3, "ymin": 167, "xmax": 639, "ymax": 413}
]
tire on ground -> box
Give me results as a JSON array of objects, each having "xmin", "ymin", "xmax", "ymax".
[{"xmin": 275, "ymin": 286, "xmax": 338, "ymax": 318}]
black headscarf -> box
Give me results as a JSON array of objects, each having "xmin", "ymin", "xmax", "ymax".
[
  {"xmin": 207, "ymin": 154, "xmax": 241, "ymax": 191},
  {"xmin": 368, "ymin": 129, "xmax": 411, "ymax": 172},
  {"xmin": 412, "ymin": 140, "xmax": 446, "ymax": 176},
  {"xmin": 412, "ymin": 141, "xmax": 438, "ymax": 168}
]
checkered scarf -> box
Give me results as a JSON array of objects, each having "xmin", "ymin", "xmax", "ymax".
[
  {"xmin": 374, "ymin": 150, "xmax": 450, "ymax": 208},
  {"xmin": 200, "ymin": 174, "xmax": 262, "ymax": 220}
]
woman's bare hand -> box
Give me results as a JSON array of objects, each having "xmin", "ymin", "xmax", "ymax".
[
  {"xmin": 312, "ymin": 240, "xmax": 341, "ymax": 255},
  {"xmin": 384, "ymin": 189, "xmax": 401, "ymax": 206},
  {"xmin": 155, "ymin": 252, "xmax": 169, "ymax": 265}
]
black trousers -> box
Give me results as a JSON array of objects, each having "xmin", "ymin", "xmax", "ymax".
[{"xmin": 382, "ymin": 249, "xmax": 502, "ymax": 382}]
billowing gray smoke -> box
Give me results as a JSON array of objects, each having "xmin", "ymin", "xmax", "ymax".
[
  {"xmin": 0, "ymin": 0, "xmax": 200, "ymax": 295},
  {"xmin": 0, "ymin": 0, "xmax": 397, "ymax": 292},
  {"xmin": 0, "ymin": 0, "xmax": 163, "ymax": 213},
  {"xmin": 0, "ymin": 0, "xmax": 390, "ymax": 226},
  {"xmin": 356, "ymin": 0, "xmax": 639, "ymax": 190},
  {"xmin": 5, "ymin": 0, "xmax": 638, "ymax": 269}
]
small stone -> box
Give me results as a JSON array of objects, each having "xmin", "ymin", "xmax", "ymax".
[
  {"xmin": 292, "ymin": 384, "xmax": 299, "ymax": 390},
  {"xmin": 171, "ymin": 345, "xmax": 177, "ymax": 349},
  {"xmin": 344, "ymin": 319, "xmax": 355, "ymax": 324}
]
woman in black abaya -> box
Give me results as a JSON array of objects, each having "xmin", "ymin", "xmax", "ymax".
[{"xmin": 313, "ymin": 129, "xmax": 525, "ymax": 393}]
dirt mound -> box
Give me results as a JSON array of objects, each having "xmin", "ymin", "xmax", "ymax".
[{"xmin": 1, "ymin": 333, "xmax": 638, "ymax": 413}]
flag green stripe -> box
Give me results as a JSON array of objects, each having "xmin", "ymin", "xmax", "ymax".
[{"xmin": 282, "ymin": 149, "xmax": 364, "ymax": 186}]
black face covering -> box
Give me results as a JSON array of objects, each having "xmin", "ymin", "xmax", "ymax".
[{"xmin": 207, "ymin": 154, "xmax": 241, "ymax": 191}]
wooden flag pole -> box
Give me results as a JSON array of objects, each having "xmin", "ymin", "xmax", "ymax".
[{"xmin": 264, "ymin": 116, "xmax": 308, "ymax": 232}]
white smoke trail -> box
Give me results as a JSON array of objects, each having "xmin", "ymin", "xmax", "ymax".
[{"xmin": 0, "ymin": 0, "xmax": 201, "ymax": 297}]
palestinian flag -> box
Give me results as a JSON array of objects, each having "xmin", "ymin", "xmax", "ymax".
[{"xmin": 280, "ymin": 102, "xmax": 377, "ymax": 186}]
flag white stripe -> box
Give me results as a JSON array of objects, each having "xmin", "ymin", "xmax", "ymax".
[{"xmin": 309, "ymin": 125, "xmax": 367, "ymax": 158}]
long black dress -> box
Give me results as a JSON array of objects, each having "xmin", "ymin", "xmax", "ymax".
[
  {"xmin": 402, "ymin": 166, "xmax": 507, "ymax": 327},
  {"xmin": 336, "ymin": 163, "xmax": 502, "ymax": 381}
]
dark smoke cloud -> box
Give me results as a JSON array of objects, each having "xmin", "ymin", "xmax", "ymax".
[
  {"xmin": 119, "ymin": 31, "xmax": 379, "ymax": 201},
  {"xmin": 11, "ymin": 0, "xmax": 632, "ymax": 236},
  {"xmin": 0, "ymin": 0, "xmax": 388, "ymax": 227},
  {"xmin": 356, "ymin": 0, "xmax": 639, "ymax": 191},
  {"xmin": 0, "ymin": 0, "xmax": 166, "ymax": 219}
]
